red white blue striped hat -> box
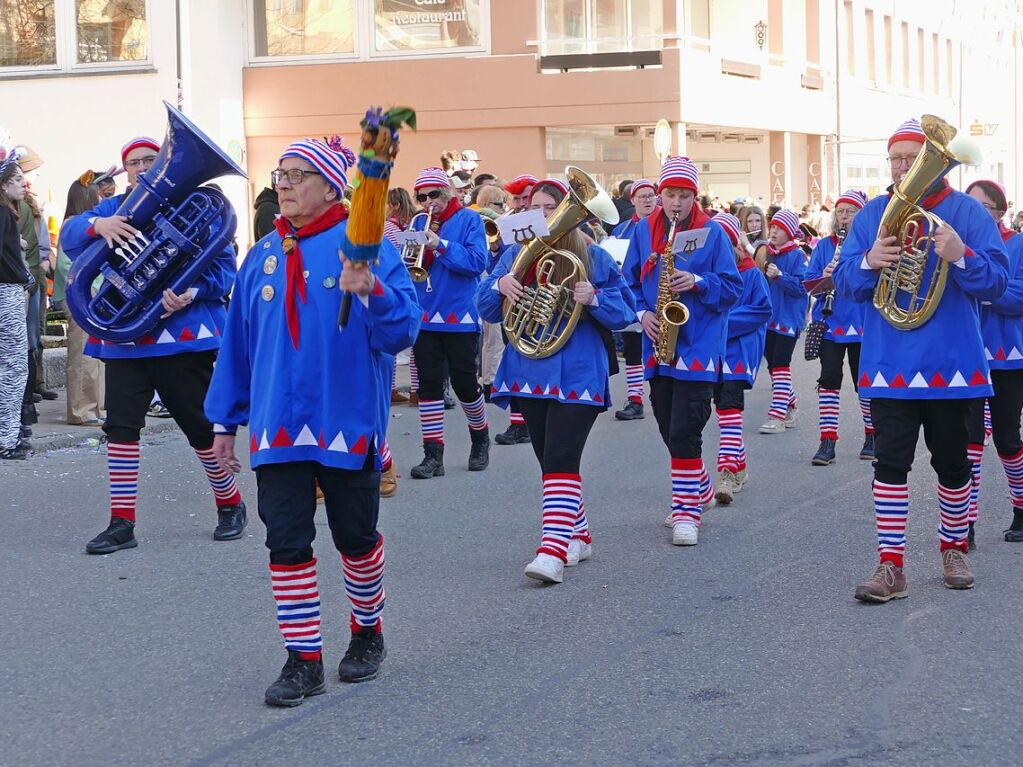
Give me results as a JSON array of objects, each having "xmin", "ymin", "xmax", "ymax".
[
  {"xmin": 835, "ymin": 189, "xmax": 868, "ymax": 209},
  {"xmin": 120, "ymin": 136, "xmax": 160, "ymax": 166},
  {"xmin": 888, "ymin": 119, "xmax": 927, "ymax": 151},
  {"xmin": 770, "ymin": 209, "xmax": 801, "ymax": 240},
  {"xmin": 504, "ymin": 174, "xmax": 540, "ymax": 195},
  {"xmin": 711, "ymin": 212, "xmax": 741, "ymax": 246},
  {"xmin": 531, "ymin": 178, "xmax": 569, "ymax": 200},
  {"xmin": 414, "ymin": 167, "xmax": 452, "ymax": 191},
  {"xmin": 280, "ymin": 138, "xmax": 351, "ymax": 197},
  {"xmin": 658, "ymin": 156, "xmax": 699, "ymax": 194},
  {"xmin": 630, "ymin": 179, "xmax": 656, "ymax": 198}
]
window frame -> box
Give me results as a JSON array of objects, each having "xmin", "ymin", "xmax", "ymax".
[
  {"xmin": 0, "ymin": 0, "xmax": 153, "ymax": 78},
  {"xmin": 538, "ymin": 0, "xmax": 665, "ymax": 57}
]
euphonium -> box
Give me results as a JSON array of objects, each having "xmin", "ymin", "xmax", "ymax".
[
  {"xmin": 483, "ymin": 217, "xmax": 501, "ymax": 250},
  {"xmin": 653, "ymin": 212, "xmax": 691, "ymax": 365},
  {"xmin": 502, "ymin": 166, "xmax": 619, "ymax": 359},
  {"xmin": 872, "ymin": 114, "xmax": 982, "ymax": 330},
  {"xmin": 65, "ymin": 101, "xmax": 245, "ymax": 343},
  {"xmin": 402, "ymin": 210, "xmax": 432, "ymax": 284}
]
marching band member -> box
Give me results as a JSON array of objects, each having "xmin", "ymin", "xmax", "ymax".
[
  {"xmin": 757, "ymin": 208, "xmax": 808, "ymax": 434},
  {"xmin": 803, "ymin": 190, "xmax": 874, "ymax": 465},
  {"xmin": 504, "ymin": 174, "xmax": 539, "ymax": 214},
  {"xmin": 707, "ymin": 212, "xmax": 771, "ymax": 504},
  {"xmin": 739, "ymin": 205, "xmax": 769, "ymax": 251},
  {"xmin": 478, "ymin": 180, "xmax": 636, "ymax": 583},
  {"xmin": 964, "ymin": 179, "xmax": 1023, "ymax": 545},
  {"xmin": 623, "ymin": 156, "xmax": 742, "ymax": 546},
  {"xmin": 833, "ymin": 118, "xmax": 1009, "ymax": 602},
  {"xmin": 407, "ymin": 168, "xmax": 491, "ymax": 478},
  {"xmin": 61, "ymin": 136, "xmax": 246, "ymax": 554},
  {"xmin": 612, "ymin": 179, "xmax": 657, "ymax": 421},
  {"xmin": 205, "ymin": 138, "xmax": 420, "ymax": 705}
]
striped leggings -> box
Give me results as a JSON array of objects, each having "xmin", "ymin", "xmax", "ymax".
[{"xmin": 0, "ymin": 284, "xmax": 28, "ymax": 450}]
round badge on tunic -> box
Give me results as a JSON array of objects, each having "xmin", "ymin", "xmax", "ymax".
[
  {"xmin": 263, "ymin": 255, "xmax": 278, "ymax": 274},
  {"xmin": 261, "ymin": 285, "xmax": 275, "ymax": 301},
  {"xmin": 303, "ymin": 270, "xmax": 310, "ymax": 280},
  {"xmin": 323, "ymin": 276, "xmax": 337, "ymax": 289},
  {"xmin": 263, "ymin": 240, "xmax": 271, "ymax": 250}
]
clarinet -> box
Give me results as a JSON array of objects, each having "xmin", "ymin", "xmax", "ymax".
[{"xmin": 821, "ymin": 226, "xmax": 847, "ymax": 317}]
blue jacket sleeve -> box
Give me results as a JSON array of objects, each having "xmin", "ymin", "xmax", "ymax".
[
  {"xmin": 204, "ymin": 255, "xmax": 253, "ymax": 433},
  {"xmin": 622, "ymin": 223, "xmax": 650, "ymax": 314},
  {"xmin": 727, "ymin": 271, "xmax": 772, "ymax": 339},
  {"xmin": 989, "ymin": 237, "xmax": 1023, "ymax": 314},
  {"xmin": 804, "ymin": 241, "xmax": 827, "ymax": 282},
  {"xmin": 832, "ymin": 210, "xmax": 880, "ymax": 302},
  {"xmin": 190, "ymin": 245, "xmax": 237, "ymax": 302},
  {"xmin": 693, "ymin": 229, "xmax": 743, "ymax": 310},
  {"xmin": 59, "ymin": 197, "xmax": 122, "ymax": 258},
  {"xmin": 946, "ymin": 197, "xmax": 1009, "ymax": 302},
  {"xmin": 364, "ymin": 239, "xmax": 422, "ymax": 354},
  {"xmin": 586, "ymin": 244, "xmax": 636, "ymax": 331},
  {"xmin": 436, "ymin": 213, "xmax": 487, "ymax": 277},
  {"xmin": 476, "ymin": 246, "xmax": 514, "ymax": 324}
]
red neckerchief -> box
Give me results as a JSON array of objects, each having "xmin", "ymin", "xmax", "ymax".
[
  {"xmin": 768, "ymin": 240, "xmax": 800, "ymax": 257},
  {"xmin": 737, "ymin": 253, "xmax": 757, "ymax": 272},
  {"xmin": 421, "ymin": 197, "xmax": 462, "ymax": 270},
  {"xmin": 829, "ymin": 234, "xmax": 839, "ymax": 245},
  {"xmin": 998, "ymin": 222, "xmax": 1015, "ymax": 243},
  {"xmin": 630, "ymin": 212, "xmax": 640, "ymax": 224},
  {"xmin": 642, "ymin": 205, "xmax": 710, "ymax": 280},
  {"xmin": 919, "ymin": 178, "xmax": 953, "ymax": 210},
  {"xmin": 274, "ymin": 205, "xmax": 348, "ymax": 349}
]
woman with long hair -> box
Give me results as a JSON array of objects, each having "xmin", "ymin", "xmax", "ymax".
[
  {"xmin": 477, "ymin": 179, "xmax": 635, "ymax": 583},
  {"xmin": 0, "ymin": 156, "xmax": 31, "ymax": 459}
]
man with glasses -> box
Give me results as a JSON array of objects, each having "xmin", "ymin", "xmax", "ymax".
[
  {"xmin": 407, "ymin": 167, "xmax": 491, "ymax": 479},
  {"xmin": 833, "ymin": 118, "xmax": 1009, "ymax": 602},
  {"xmin": 61, "ymin": 135, "xmax": 247, "ymax": 555}
]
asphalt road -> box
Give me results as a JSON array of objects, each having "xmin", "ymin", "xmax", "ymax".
[{"xmin": 4, "ymin": 352, "xmax": 1023, "ymax": 766}]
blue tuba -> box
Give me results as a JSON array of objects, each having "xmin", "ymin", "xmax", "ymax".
[{"xmin": 66, "ymin": 101, "xmax": 246, "ymax": 342}]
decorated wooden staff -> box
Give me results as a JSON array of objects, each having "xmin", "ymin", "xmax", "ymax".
[{"xmin": 338, "ymin": 106, "xmax": 416, "ymax": 328}]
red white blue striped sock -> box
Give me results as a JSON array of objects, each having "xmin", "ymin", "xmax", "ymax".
[
  {"xmin": 967, "ymin": 443, "xmax": 984, "ymax": 524},
  {"xmin": 768, "ymin": 367, "xmax": 792, "ymax": 421},
  {"xmin": 108, "ymin": 441, "xmax": 140, "ymax": 522},
  {"xmin": 625, "ymin": 364, "xmax": 644, "ymax": 404},
  {"xmin": 938, "ymin": 481, "xmax": 971, "ymax": 552},
  {"xmin": 716, "ymin": 408, "xmax": 746, "ymax": 472},
  {"xmin": 342, "ymin": 536, "xmax": 385, "ymax": 634},
  {"xmin": 270, "ymin": 559, "xmax": 322, "ymax": 660},
  {"xmin": 698, "ymin": 461, "xmax": 714, "ymax": 506},
  {"xmin": 670, "ymin": 458, "xmax": 704, "ymax": 527},
  {"xmin": 194, "ymin": 447, "xmax": 242, "ymax": 507},
  {"xmin": 419, "ymin": 399, "xmax": 445, "ymax": 443},
  {"xmin": 818, "ymin": 388, "xmax": 840, "ymax": 440},
  {"xmin": 998, "ymin": 446, "xmax": 1023, "ymax": 510},
  {"xmin": 510, "ymin": 409, "xmax": 525, "ymax": 426},
  {"xmin": 984, "ymin": 399, "xmax": 992, "ymax": 440},
  {"xmin": 874, "ymin": 480, "xmax": 909, "ymax": 567},
  {"xmin": 408, "ymin": 351, "xmax": 419, "ymax": 393},
  {"xmin": 539, "ymin": 473, "xmax": 580, "ymax": 561},
  {"xmin": 859, "ymin": 397, "xmax": 874, "ymax": 434},
  {"xmin": 460, "ymin": 393, "xmax": 488, "ymax": 431},
  {"xmin": 379, "ymin": 439, "xmax": 393, "ymax": 472},
  {"xmin": 573, "ymin": 496, "xmax": 592, "ymax": 544}
]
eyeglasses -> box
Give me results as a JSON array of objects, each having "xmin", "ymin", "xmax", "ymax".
[
  {"xmin": 979, "ymin": 202, "xmax": 1003, "ymax": 211},
  {"xmin": 125, "ymin": 156, "xmax": 158, "ymax": 169},
  {"xmin": 416, "ymin": 189, "xmax": 443, "ymax": 203},
  {"xmin": 634, "ymin": 193, "xmax": 657, "ymax": 203},
  {"xmin": 490, "ymin": 201, "xmax": 506, "ymax": 210},
  {"xmin": 271, "ymin": 168, "xmax": 321, "ymax": 186},
  {"xmin": 886, "ymin": 155, "xmax": 919, "ymax": 168}
]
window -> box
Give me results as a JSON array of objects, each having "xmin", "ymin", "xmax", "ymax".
[
  {"xmin": 373, "ymin": 0, "xmax": 482, "ymax": 54},
  {"xmin": 253, "ymin": 0, "xmax": 356, "ymax": 57},
  {"xmin": 882, "ymin": 15, "xmax": 891, "ymax": 84},
  {"xmin": 541, "ymin": 0, "xmax": 663, "ymax": 56},
  {"xmin": 844, "ymin": 1, "xmax": 854, "ymax": 75},
  {"xmin": 945, "ymin": 38, "xmax": 953, "ymax": 96},
  {"xmin": 931, "ymin": 32, "xmax": 939, "ymax": 94},
  {"xmin": 900, "ymin": 21, "xmax": 909, "ymax": 87},
  {"xmin": 864, "ymin": 9, "xmax": 875, "ymax": 81},
  {"xmin": 0, "ymin": 0, "xmax": 149, "ymax": 73},
  {"xmin": 916, "ymin": 27, "xmax": 924, "ymax": 91}
]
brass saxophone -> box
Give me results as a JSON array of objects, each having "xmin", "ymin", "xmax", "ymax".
[{"xmin": 653, "ymin": 212, "xmax": 691, "ymax": 365}]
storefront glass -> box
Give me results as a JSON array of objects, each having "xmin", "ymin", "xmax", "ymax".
[
  {"xmin": 253, "ymin": 0, "xmax": 357, "ymax": 58},
  {"xmin": 373, "ymin": 0, "xmax": 482, "ymax": 53}
]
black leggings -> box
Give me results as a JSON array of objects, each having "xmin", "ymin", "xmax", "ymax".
[
  {"xmin": 818, "ymin": 339, "xmax": 861, "ymax": 391},
  {"xmin": 764, "ymin": 330, "xmax": 798, "ymax": 370},
  {"xmin": 413, "ymin": 330, "xmax": 482, "ymax": 402},
  {"xmin": 622, "ymin": 331, "xmax": 643, "ymax": 366},
  {"xmin": 871, "ymin": 398, "xmax": 971, "ymax": 487},
  {"xmin": 967, "ymin": 369, "xmax": 1023, "ymax": 456},
  {"xmin": 103, "ymin": 351, "xmax": 216, "ymax": 448},
  {"xmin": 649, "ymin": 377, "xmax": 713, "ymax": 459},
  {"xmin": 514, "ymin": 397, "xmax": 600, "ymax": 473},
  {"xmin": 713, "ymin": 379, "xmax": 746, "ymax": 411}
]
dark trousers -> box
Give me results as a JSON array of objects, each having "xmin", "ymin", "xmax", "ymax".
[
  {"xmin": 764, "ymin": 330, "xmax": 798, "ymax": 370},
  {"xmin": 649, "ymin": 377, "xmax": 713, "ymax": 459},
  {"xmin": 256, "ymin": 458, "xmax": 380, "ymax": 566},
  {"xmin": 967, "ymin": 369, "xmax": 1023, "ymax": 456},
  {"xmin": 413, "ymin": 330, "xmax": 482, "ymax": 403},
  {"xmin": 871, "ymin": 398, "xmax": 971, "ymax": 487},
  {"xmin": 713, "ymin": 379, "xmax": 746, "ymax": 411},
  {"xmin": 514, "ymin": 397, "xmax": 600, "ymax": 473},
  {"xmin": 622, "ymin": 331, "xmax": 643, "ymax": 366},
  {"xmin": 103, "ymin": 351, "xmax": 216, "ymax": 448},
  {"xmin": 818, "ymin": 340, "xmax": 861, "ymax": 391}
]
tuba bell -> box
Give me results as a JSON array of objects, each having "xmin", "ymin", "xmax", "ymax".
[
  {"xmin": 872, "ymin": 114, "xmax": 982, "ymax": 330},
  {"xmin": 65, "ymin": 101, "xmax": 246, "ymax": 343},
  {"xmin": 502, "ymin": 166, "xmax": 619, "ymax": 359}
]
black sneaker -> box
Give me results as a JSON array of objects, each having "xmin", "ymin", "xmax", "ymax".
[
  {"xmin": 614, "ymin": 401, "xmax": 644, "ymax": 421},
  {"xmin": 468, "ymin": 429, "xmax": 490, "ymax": 471},
  {"xmin": 31, "ymin": 392, "xmax": 42, "ymax": 404},
  {"xmin": 494, "ymin": 423, "xmax": 530, "ymax": 445},
  {"xmin": 265, "ymin": 650, "xmax": 326, "ymax": 707},
  {"xmin": 338, "ymin": 628, "xmax": 386, "ymax": 683},
  {"xmin": 86, "ymin": 518, "xmax": 138, "ymax": 555},
  {"xmin": 213, "ymin": 502, "xmax": 247, "ymax": 541},
  {"xmin": 811, "ymin": 438, "xmax": 837, "ymax": 466},
  {"xmin": 19, "ymin": 424, "xmax": 31, "ymax": 438},
  {"xmin": 859, "ymin": 433, "xmax": 875, "ymax": 460},
  {"xmin": 1005, "ymin": 508, "xmax": 1023, "ymax": 542},
  {"xmin": 410, "ymin": 442, "xmax": 445, "ymax": 479},
  {"xmin": 0, "ymin": 444, "xmax": 30, "ymax": 460},
  {"xmin": 36, "ymin": 387, "xmax": 58, "ymax": 401}
]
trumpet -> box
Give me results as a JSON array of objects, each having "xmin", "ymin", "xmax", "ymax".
[{"xmin": 402, "ymin": 210, "xmax": 432, "ymax": 286}]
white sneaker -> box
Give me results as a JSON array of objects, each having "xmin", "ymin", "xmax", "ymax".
[
  {"xmin": 524, "ymin": 553, "xmax": 564, "ymax": 583},
  {"xmin": 664, "ymin": 512, "xmax": 674, "ymax": 528},
  {"xmin": 671, "ymin": 522, "xmax": 699, "ymax": 546},
  {"xmin": 783, "ymin": 407, "xmax": 798, "ymax": 428},
  {"xmin": 758, "ymin": 418, "xmax": 786, "ymax": 434},
  {"xmin": 565, "ymin": 539, "xmax": 592, "ymax": 566}
]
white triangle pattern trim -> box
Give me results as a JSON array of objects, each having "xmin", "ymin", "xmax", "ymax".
[
  {"xmin": 157, "ymin": 329, "xmax": 175, "ymax": 344},
  {"xmin": 846, "ymin": 325, "xmax": 859, "ymax": 336},
  {"xmin": 985, "ymin": 347, "xmax": 994, "ymax": 361},
  {"xmin": 461, "ymin": 312, "xmax": 474, "ymax": 324},
  {"xmin": 258, "ymin": 430, "xmax": 270, "ymax": 451},
  {"xmin": 327, "ymin": 431, "xmax": 349, "ymax": 452},
  {"xmin": 948, "ymin": 371, "xmax": 967, "ymax": 387},
  {"xmin": 721, "ymin": 361, "xmax": 733, "ymax": 375},
  {"xmin": 674, "ymin": 357, "xmax": 688, "ymax": 371},
  {"xmin": 197, "ymin": 324, "xmax": 213, "ymax": 340},
  {"xmin": 430, "ymin": 312, "xmax": 444, "ymax": 323},
  {"xmin": 871, "ymin": 372, "xmax": 888, "ymax": 387},
  {"xmin": 499, "ymin": 382, "xmax": 510, "ymax": 393},
  {"xmin": 908, "ymin": 373, "xmax": 928, "ymax": 388},
  {"xmin": 580, "ymin": 389, "xmax": 592, "ymax": 401},
  {"xmin": 294, "ymin": 425, "xmax": 317, "ymax": 446},
  {"xmin": 1009, "ymin": 347, "xmax": 1023, "ymax": 360}
]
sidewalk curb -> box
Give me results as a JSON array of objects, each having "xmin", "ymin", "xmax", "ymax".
[{"xmin": 31, "ymin": 419, "xmax": 182, "ymax": 454}]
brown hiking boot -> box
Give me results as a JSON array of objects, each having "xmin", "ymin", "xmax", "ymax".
[
  {"xmin": 941, "ymin": 549, "xmax": 975, "ymax": 589},
  {"xmin": 854, "ymin": 562, "xmax": 908, "ymax": 603},
  {"xmin": 714, "ymin": 469, "xmax": 739, "ymax": 505}
]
